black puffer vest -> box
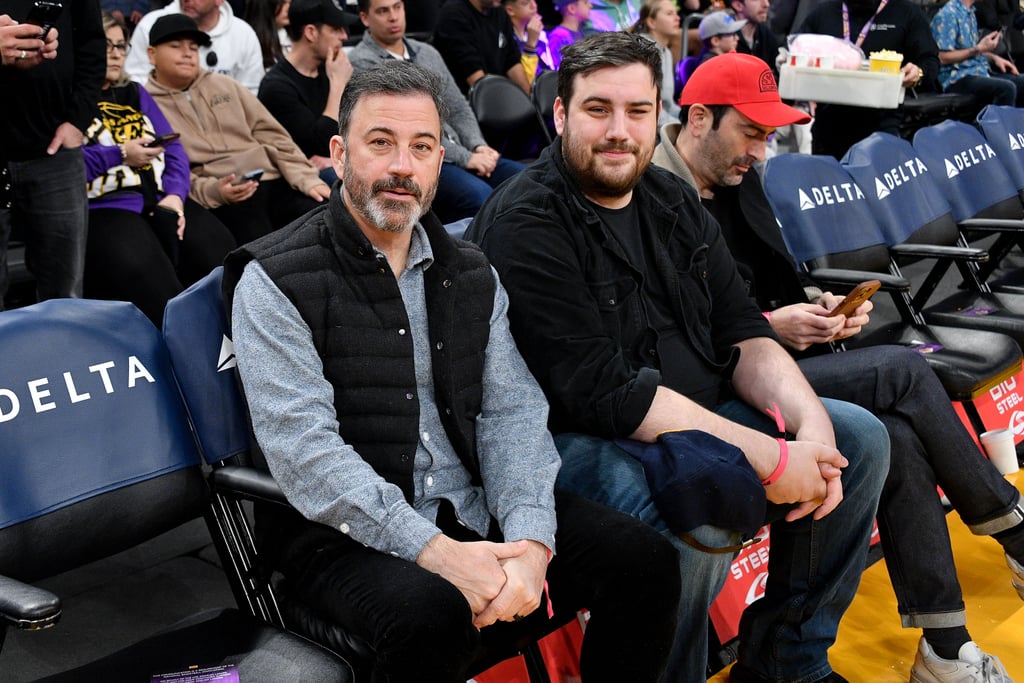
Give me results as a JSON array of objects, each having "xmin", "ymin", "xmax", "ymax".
[{"xmin": 224, "ymin": 190, "xmax": 495, "ymax": 501}]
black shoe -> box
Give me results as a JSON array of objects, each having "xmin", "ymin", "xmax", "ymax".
[{"xmin": 729, "ymin": 663, "xmax": 849, "ymax": 683}]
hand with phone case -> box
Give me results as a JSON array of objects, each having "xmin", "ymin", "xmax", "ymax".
[{"xmin": 763, "ymin": 281, "xmax": 877, "ymax": 352}]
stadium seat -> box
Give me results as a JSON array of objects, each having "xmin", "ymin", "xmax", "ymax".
[
  {"xmin": 531, "ymin": 68, "xmax": 558, "ymax": 143},
  {"xmin": 469, "ymin": 74, "xmax": 549, "ymax": 160},
  {"xmin": 162, "ymin": 268, "xmax": 572, "ymax": 682},
  {"xmin": 912, "ymin": 119, "xmax": 1024, "ymax": 287},
  {"xmin": 763, "ymin": 153, "xmax": 1022, "ymax": 438},
  {"xmin": 0, "ymin": 298, "xmax": 353, "ymax": 681}
]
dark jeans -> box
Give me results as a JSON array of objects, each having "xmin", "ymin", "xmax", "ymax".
[
  {"xmin": 798, "ymin": 345, "xmax": 1023, "ymax": 629},
  {"xmin": 268, "ymin": 490, "xmax": 680, "ymax": 683},
  {"xmin": 86, "ymin": 200, "xmax": 236, "ymax": 325},
  {"xmin": 211, "ymin": 178, "xmax": 321, "ymax": 246},
  {"xmin": 947, "ymin": 72, "xmax": 1024, "ymax": 107},
  {"xmin": 555, "ymin": 397, "xmax": 889, "ymax": 682},
  {"xmin": 432, "ymin": 158, "xmax": 526, "ymax": 224},
  {"xmin": 0, "ymin": 148, "xmax": 89, "ymax": 307}
]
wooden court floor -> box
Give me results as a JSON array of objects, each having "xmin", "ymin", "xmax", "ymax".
[{"xmin": 711, "ymin": 473, "xmax": 1024, "ymax": 682}]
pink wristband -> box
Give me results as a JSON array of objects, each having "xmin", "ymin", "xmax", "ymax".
[{"xmin": 761, "ymin": 402, "xmax": 789, "ymax": 485}]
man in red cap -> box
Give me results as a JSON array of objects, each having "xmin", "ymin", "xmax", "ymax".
[
  {"xmin": 468, "ymin": 33, "xmax": 889, "ymax": 683},
  {"xmin": 655, "ymin": 52, "xmax": 1024, "ymax": 683}
]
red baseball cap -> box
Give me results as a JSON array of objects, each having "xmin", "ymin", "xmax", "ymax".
[{"xmin": 679, "ymin": 53, "xmax": 811, "ymax": 127}]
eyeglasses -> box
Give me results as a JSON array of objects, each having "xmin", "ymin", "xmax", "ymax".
[{"xmin": 106, "ymin": 40, "xmax": 129, "ymax": 53}]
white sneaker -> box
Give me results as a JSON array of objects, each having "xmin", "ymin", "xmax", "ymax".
[
  {"xmin": 910, "ymin": 638, "xmax": 1013, "ymax": 683},
  {"xmin": 1008, "ymin": 553, "xmax": 1024, "ymax": 601}
]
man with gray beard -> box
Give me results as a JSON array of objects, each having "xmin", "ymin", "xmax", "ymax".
[{"xmin": 221, "ymin": 60, "xmax": 681, "ymax": 682}]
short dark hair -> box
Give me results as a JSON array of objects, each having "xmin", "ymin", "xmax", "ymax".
[
  {"xmin": 557, "ymin": 32, "xmax": 662, "ymax": 108},
  {"xmin": 679, "ymin": 104, "xmax": 730, "ymax": 130},
  {"xmin": 337, "ymin": 60, "xmax": 448, "ymax": 138}
]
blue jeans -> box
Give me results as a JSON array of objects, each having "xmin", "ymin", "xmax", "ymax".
[
  {"xmin": 432, "ymin": 158, "xmax": 526, "ymax": 223},
  {"xmin": 947, "ymin": 72, "xmax": 1024, "ymax": 107},
  {"xmin": 555, "ymin": 397, "xmax": 888, "ymax": 682},
  {"xmin": 798, "ymin": 346, "xmax": 1023, "ymax": 629},
  {"xmin": 0, "ymin": 148, "xmax": 88, "ymax": 306}
]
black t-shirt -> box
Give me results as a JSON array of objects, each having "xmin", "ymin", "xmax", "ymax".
[
  {"xmin": 258, "ymin": 59, "xmax": 336, "ymax": 158},
  {"xmin": 433, "ymin": 0, "xmax": 522, "ymax": 94},
  {"xmin": 591, "ymin": 199, "xmax": 723, "ymax": 407}
]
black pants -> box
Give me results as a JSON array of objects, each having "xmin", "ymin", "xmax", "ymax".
[
  {"xmin": 270, "ymin": 490, "xmax": 681, "ymax": 683},
  {"xmin": 211, "ymin": 178, "xmax": 320, "ymax": 246},
  {"xmin": 86, "ymin": 201, "xmax": 235, "ymax": 325}
]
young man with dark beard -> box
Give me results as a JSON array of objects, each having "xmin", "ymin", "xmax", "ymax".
[{"xmin": 467, "ymin": 31, "xmax": 889, "ymax": 683}]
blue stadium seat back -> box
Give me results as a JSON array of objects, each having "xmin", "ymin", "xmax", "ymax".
[
  {"xmin": 0, "ymin": 299, "xmax": 200, "ymax": 530},
  {"xmin": 912, "ymin": 119, "xmax": 1019, "ymax": 222},
  {"xmin": 842, "ymin": 132, "xmax": 954, "ymax": 246},
  {"xmin": 162, "ymin": 267, "xmax": 249, "ymax": 466},
  {"xmin": 763, "ymin": 153, "xmax": 888, "ymax": 265},
  {"xmin": 977, "ymin": 104, "xmax": 1024, "ymax": 197}
]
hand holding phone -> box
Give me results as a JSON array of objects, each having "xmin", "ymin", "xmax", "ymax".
[
  {"xmin": 142, "ymin": 132, "xmax": 180, "ymax": 148},
  {"xmin": 827, "ymin": 280, "xmax": 880, "ymax": 318},
  {"xmin": 25, "ymin": 0, "xmax": 62, "ymax": 40},
  {"xmin": 232, "ymin": 168, "xmax": 264, "ymax": 185}
]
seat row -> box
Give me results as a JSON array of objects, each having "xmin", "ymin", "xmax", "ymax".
[
  {"xmin": 0, "ymin": 270, "xmax": 564, "ymax": 680},
  {"xmin": 763, "ymin": 105, "xmax": 1024, "ymax": 442}
]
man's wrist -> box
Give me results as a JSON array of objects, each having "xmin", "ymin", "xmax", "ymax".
[{"xmin": 969, "ymin": 45, "xmax": 980, "ymax": 58}]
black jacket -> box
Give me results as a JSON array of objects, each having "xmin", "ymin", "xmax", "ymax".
[{"xmin": 466, "ymin": 142, "xmax": 774, "ymax": 438}]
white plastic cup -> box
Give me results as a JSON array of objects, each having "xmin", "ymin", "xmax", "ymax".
[{"xmin": 980, "ymin": 428, "xmax": 1020, "ymax": 475}]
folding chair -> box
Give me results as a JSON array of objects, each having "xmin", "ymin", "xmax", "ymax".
[
  {"xmin": 469, "ymin": 74, "xmax": 549, "ymax": 160},
  {"xmin": 163, "ymin": 268, "xmax": 571, "ymax": 683},
  {"xmin": 838, "ymin": 128, "xmax": 1024, "ymax": 348},
  {"xmin": 0, "ymin": 298, "xmax": 352, "ymax": 681},
  {"xmin": 763, "ymin": 153, "xmax": 1022, "ymax": 437}
]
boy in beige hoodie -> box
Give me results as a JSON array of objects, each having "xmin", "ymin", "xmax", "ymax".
[{"xmin": 144, "ymin": 14, "xmax": 330, "ymax": 243}]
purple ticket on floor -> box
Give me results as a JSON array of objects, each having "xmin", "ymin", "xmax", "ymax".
[
  {"xmin": 960, "ymin": 306, "xmax": 997, "ymax": 316},
  {"xmin": 150, "ymin": 664, "xmax": 239, "ymax": 683},
  {"xmin": 909, "ymin": 343, "xmax": 944, "ymax": 354}
]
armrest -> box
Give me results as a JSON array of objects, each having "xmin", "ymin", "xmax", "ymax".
[
  {"xmin": 210, "ymin": 465, "xmax": 290, "ymax": 507},
  {"xmin": 889, "ymin": 243, "xmax": 988, "ymax": 261},
  {"xmin": 0, "ymin": 575, "xmax": 61, "ymax": 630},
  {"xmin": 807, "ymin": 269, "xmax": 910, "ymax": 292},
  {"xmin": 958, "ymin": 218, "xmax": 1024, "ymax": 232}
]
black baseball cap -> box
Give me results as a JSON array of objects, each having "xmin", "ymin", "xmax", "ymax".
[
  {"xmin": 149, "ymin": 14, "xmax": 212, "ymax": 47},
  {"xmin": 288, "ymin": 0, "xmax": 359, "ymax": 30}
]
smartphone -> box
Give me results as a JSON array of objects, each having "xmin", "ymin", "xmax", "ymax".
[
  {"xmin": 25, "ymin": 0, "xmax": 63, "ymax": 40},
  {"xmin": 143, "ymin": 132, "xmax": 181, "ymax": 148},
  {"xmin": 233, "ymin": 168, "xmax": 264, "ymax": 185},
  {"xmin": 827, "ymin": 280, "xmax": 881, "ymax": 318}
]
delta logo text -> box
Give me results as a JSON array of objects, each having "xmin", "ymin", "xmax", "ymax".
[
  {"xmin": 942, "ymin": 143, "xmax": 997, "ymax": 179},
  {"xmin": 0, "ymin": 356, "xmax": 156, "ymax": 423},
  {"xmin": 797, "ymin": 182, "xmax": 866, "ymax": 211},
  {"xmin": 871, "ymin": 157, "xmax": 929, "ymax": 199}
]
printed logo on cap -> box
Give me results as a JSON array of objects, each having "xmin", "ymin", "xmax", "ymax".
[{"xmin": 758, "ymin": 69, "xmax": 777, "ymax": 93}]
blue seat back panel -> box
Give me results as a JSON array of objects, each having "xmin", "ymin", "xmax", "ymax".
[
  {"xmin": 977, "ymin": 104, "xmax": 1024, "ymax": 194},
  {"xmin": 763, "ymin": 154, "xmax": 887, "ymax": 264},
  {"xmin": 842, "ymin": 132, "xmax": 953, "ymax": 245},
  {"xmin": 912, "ymin": 119, "xmax": 1019, "ymax": 221},
  {"xmin": 0, "ymin": 299, "xmax": 200, "ymax": 529},
  {"xmin": 162, "ymin": 267, "xmax": 249, "ymax": 465}
]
